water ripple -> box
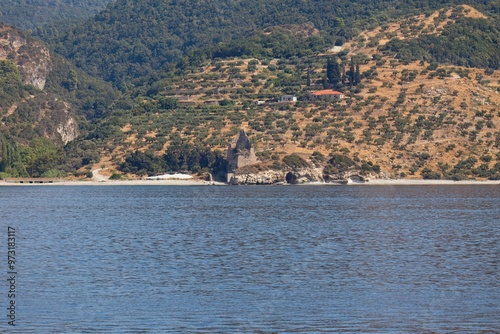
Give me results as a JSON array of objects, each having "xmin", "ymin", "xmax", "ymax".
[{"xmin": 1, "ymin": 185, "xmax": 498, "ymax": 333}]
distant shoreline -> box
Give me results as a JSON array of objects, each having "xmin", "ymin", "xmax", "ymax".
[
  {"xmin": 0, "ymin": 179, "xmax": 220, "ymax": 186},
  {"xmin": 0, "ymin": 178, "xmax": 498, "ymax": 186},
  {"xmin": 353, "ymin": 179, "xmax": 500, "ymax": 186}
]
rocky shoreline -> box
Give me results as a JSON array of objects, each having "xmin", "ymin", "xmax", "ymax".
[
  {"xmin": 1, "ymin": 177, "xmax": 498, "ymax": 186},
  {"xmin": 227, "ymin": 168, "xmax": 371, "ymax": 185}
]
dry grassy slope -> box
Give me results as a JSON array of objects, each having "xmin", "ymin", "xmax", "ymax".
[
  {"xmin": 104, "ymin": 5, "xmax": 499, "ymax": 179},
  {"xmin": 334, "ymin": 4, "xmax": 499, "ymax": 178}
]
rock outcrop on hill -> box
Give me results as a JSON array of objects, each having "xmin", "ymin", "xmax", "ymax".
[
  {"xmin": 284, "ymin": 168, "xmax": 324, "ymax": 184},
  {"xmin": 0, "ymin": 23, "xmax": 51, "ymax": 90},
  {"xmin": 227, "ymin": 130, "xmax": 258, "ymax": 171},
  {"xmin": 0, "ymin": 23, "xmax": 80, "ymax": 145}
]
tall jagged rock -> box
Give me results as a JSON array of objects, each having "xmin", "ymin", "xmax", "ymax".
[{"xmin": 227, "ymin": 130, "xmax": 258, "ymax": 172}]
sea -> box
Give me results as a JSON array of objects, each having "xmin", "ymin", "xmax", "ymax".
[{"xmin": 1, "ymin": 185, "xmax": 499, "ymax": 333}]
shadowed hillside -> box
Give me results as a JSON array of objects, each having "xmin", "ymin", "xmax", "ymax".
[{"xmin": 0, "ymin": 0, "xmax": 114, "ymax": 30}]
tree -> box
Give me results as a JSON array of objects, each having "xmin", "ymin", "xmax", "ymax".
[
  {"xmin": 159, "ymin": 97, "xmax": 178, "ymax": 110},
  {"xmin": 322, "ymin": 75, "xmax": 329, "ymax": 89},
  {"xmin": 306, "ymin": 65, "xmax": 311, "ymax": 86},
  {"xmin": 349, "ymin": 57, "xmax": 355, "ymax": 88},
  {"xmin": 120, "ymin": 150, "xmax": 165, "ymax": 176},
  {"xmin": 19, "ymin": 138, "xmax": 65, "ymax": 177},
  {"xmin": 67, "ymin": 69, "xmax": 78, "ymax": 92},
  {"xmin": 355, "ymin": 62, "xmax": 361, "ymax": 85},
  {"xmin": 0, "ymin": 138, "xmax": 25, "ymax": 176},
  {"xmin": 326, "ymin": 57, "xmax": 341, "ymax": 88}
]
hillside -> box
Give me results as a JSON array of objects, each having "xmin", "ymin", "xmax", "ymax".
[
  {"xmin": 45, "ymin": 0, "xmax": 499, "ymax": 89},
  {"xmin": 91, "ymin": 6, "xmax": 500, "ymax": 182},
  {"xmin": 1, "ymin": 3, "xmax": 499, "ymax": 182},
  {"xmin": 0, "ymin": 0, "xmax": 114, "ymax": 30},
  {"xmin": 0, "ymin": 23, "xmax": 120, "ymax": 178}
]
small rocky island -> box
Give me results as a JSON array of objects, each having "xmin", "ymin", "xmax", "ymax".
[{"xmin": 225, "ymin": 130, "xmax": 377, "ymax": 185}]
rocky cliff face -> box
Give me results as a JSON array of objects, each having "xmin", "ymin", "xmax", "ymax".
[
  {"xmin": 56, "ymin": 116, "xmax": 79, "ymax": 144},
  {"xmin": 228, "ymin": 170, "xmax": 285, "ymax": 185},
  {"xmin": 227, "ymin": 148, "xmax": 376, "ymax": 185},
  {"xmin": 0, "ymin": 24, "xmax": 51, "ymax": 90},
  {"xmin": 228, "ymin": 167, "xmax": 374, "ymax": 185},
  {"xmin": 0, "ymin": 24, "xmax": 80, "ymax": 145},
  {"xmin": 2, "ymin": 96, "xmax": 80, "ymax": 145},
  {"xmin": 47, "ymin": 100, "xmax": 79, "ymax": 144},
  {"xmin": 285, "ymin": 168, "xmax": 325, "ymax": 184}
]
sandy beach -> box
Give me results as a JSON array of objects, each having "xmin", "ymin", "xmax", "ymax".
[{"xmin": 0, "ymin": 179, "xmax": 224, "ymax": 186}]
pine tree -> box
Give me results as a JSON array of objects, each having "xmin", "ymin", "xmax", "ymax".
[{"xmin": 0, "ymin": 139, "xmax": 15, "ymax": 173}]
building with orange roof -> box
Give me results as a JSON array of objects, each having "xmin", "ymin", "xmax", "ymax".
[{"xmin": 312, "ymin": 89, "xmax": 345, "ymax": 100}]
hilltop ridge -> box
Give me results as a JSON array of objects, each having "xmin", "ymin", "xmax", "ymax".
[
  {"xmin": 42, "ymin": 0, "xmax": 499, "ymax": 88},
  {"xmin": 0, "ymin": 0, "xmax": 114, "ymax": 30}
]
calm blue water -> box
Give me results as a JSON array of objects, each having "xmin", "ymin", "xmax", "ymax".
[{"xmin": 0, "ymin": 185, "xmax": 499, "ymax": 333}]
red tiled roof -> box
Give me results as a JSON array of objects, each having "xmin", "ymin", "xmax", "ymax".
[{"xmin": 312, "ymin": 90, "xmax": 344, "ymax": 96}]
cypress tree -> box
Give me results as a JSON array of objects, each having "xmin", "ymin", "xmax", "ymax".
[
  {"xmin": 349, "ymin": 57, "xmax": 355, "ymax": 88},
  {"xmin": 0, "ymin": 140, "xmax": 6, "ymax": 172},
  {"xmin": 341, "ymin": 61, "xmax": 346, "ymax": 84},
  {"xmin": 355, "ymin": 63, "xmax": 361, "ymax": 85},
  {"xmin": 326, "ymin": 57, "xmax": 341, "ymax": 89},
  {"xmin": 322, "ymin": 75, "xmax": 329, "ymax": 89},
  {"xmin": 306, "ymin": 66, "xmax": 311, "ymax": 87}
]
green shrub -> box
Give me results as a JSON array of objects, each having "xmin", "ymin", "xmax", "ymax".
[
  {"xmin": 109, "ymin": 172, "xmax": 123, "ymax": 180},
  {"xmin": 41, "ymin": 169, "xmax": 64, "ymax": 178},
  {"xmin": 282, "ymin": 154, "xmax": 309, "ymax": 169},
  {"xmin": 327, "ymin": 154, "xmax": 356, "ymax": 172},
  {"xmin": 421, "ymin": 167, "xmax": 441, "ymax": 179}
]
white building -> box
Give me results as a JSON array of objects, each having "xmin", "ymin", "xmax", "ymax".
[{"xmin": 279, "ymin": 95, "xmax": 297, "ymax": 103}]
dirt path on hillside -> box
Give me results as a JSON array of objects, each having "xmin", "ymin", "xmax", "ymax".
[{"xmin": 92, "ymin": 168, "xmax": 110, "ymax": 182}]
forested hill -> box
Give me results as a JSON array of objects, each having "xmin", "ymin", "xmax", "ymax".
[
  {"xmin": 0, "ymin": 23, "xmax": 120, "ymax": 178},
  {"xmin": 0, "ymin": 0, "xmax": 114, "ymax": 30},
  {"xmin": 41, "ymin": 0, "xmax": 499, "ymax": 89}
]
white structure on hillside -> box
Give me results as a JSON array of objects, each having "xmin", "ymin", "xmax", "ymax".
[{"xmin": 280, "ymin": 95, "xmax": 297, "ymax": 103}]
